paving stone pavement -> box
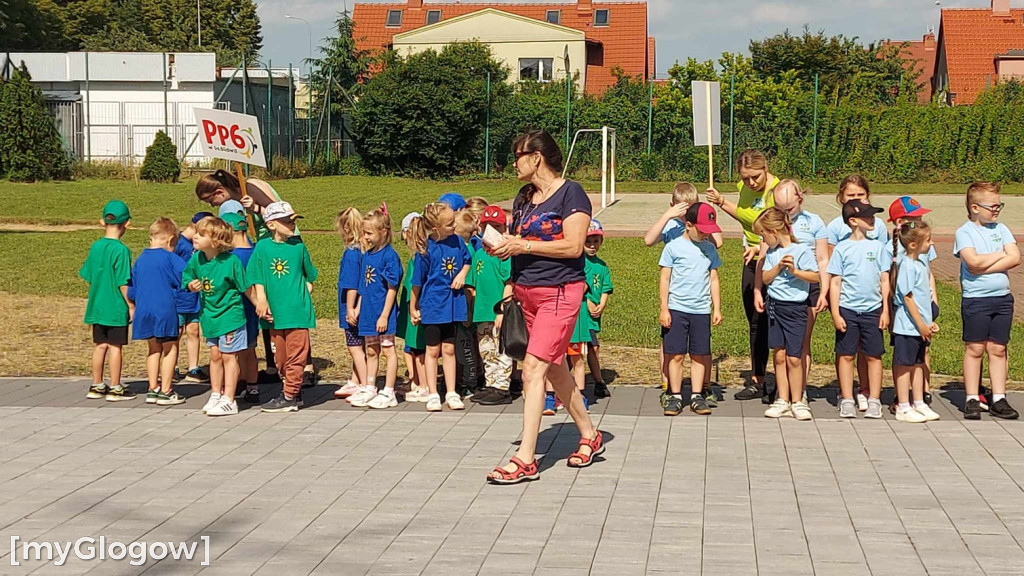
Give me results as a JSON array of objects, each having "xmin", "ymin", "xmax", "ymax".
[{"xmin": 3, "ymin": 377, "xmax": 1024, "ymax": 575}]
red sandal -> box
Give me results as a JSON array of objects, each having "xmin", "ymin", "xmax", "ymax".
[
  {"xmin": 567, "ymin": 431, "xmax": 605, "ymax": 468},
  {"xmin": 487, "ymin": 456, "xmax": 539, "ymax": 485}
]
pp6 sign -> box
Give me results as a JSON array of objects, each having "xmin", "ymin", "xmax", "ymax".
[{"xmin": 193, "ymin": 108, "xmax": 267, "ymax": 168}]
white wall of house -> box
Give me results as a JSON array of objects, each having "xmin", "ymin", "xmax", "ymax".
[
  {"xmin": 6, "ymin": 52, "xmax": 218, "ymax": 162},
  {"xmin": 393, "ymin": 9, "xmax": 587, "ymax": 89}
]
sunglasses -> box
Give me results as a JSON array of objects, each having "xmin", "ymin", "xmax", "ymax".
[
  {"xmin": 975, "ymin": 202, "xmax": 1005, "ymax": 212},
  {"xmin": 514, "ymin": 150, "xmax": 536, "ymax": 161}
]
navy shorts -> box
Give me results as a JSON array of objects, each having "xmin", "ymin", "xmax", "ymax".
[
  {"xmin": 962, "ymin": 295, "xmax": 1014, "ymax": 345},
  {"xmin": 893, "ymin": 334, "xmax": 928, "ymax": 367},
  {"xmin": 661, "ymin": 310, "xmax": 711, "ymax": 356},
  {"xmin": 423, "ymin": 323, "xmax": 457, "ymax": 347},
  {"xmin": 835, "ymin": 307, "xmax": 885, "ymax": 358},
  {"xmin": 92, "ymin": 324, "xmax": 128, "ymax": 346},
  {"xmin": 589, "ymin": 329, "xmax": 600, "ymax": 348},
  {"xmin": 344, "ymin": 327, "xmax": 364, "ymax": 347},
  {"xmin": 931, "ymin": 301, "xmax": 940, "ymax": 321},
  {"xmin": 806, "ymin": 283, "xmax": 822, "ymax": 308},
  {"xmin": 768, "ymin": 300, "xmax": 807, "ymax": 358}
]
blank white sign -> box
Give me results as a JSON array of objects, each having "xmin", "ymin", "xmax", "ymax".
[{"xmin": 692, "ymin": 81, "xmax": 722, "ymax": 147}]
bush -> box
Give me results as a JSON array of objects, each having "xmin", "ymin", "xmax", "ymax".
[
  {"xmin": 0, "ymin": 65, "xmax": 72, "ymax": 182},
  {"xmin": 139, "ymin": 131, "xmax": 180, "ymax": 182}
]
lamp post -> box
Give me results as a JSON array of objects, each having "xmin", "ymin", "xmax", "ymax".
[
  {"xmin": 286, "ymin": 14, "xmax": 313, "ymax": 164},
  {"xmin": 485, "ymin": 70, "xmax": 491, "ymax": 175}
]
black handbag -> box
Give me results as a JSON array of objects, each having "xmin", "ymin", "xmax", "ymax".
[{"xmin": 495, "ymin": 295, "xmax": 529, "ymax": 361}]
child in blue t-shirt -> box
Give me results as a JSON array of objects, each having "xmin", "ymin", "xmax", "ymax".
[
  {"xmin": 658, "ymin": 203, "xmax": 723, "ymax": 418},
  {"xmin": 176, "ymin": 212, "xmax": 212, "ymax": 383},
  {"xmin": 333, "ymin": 207, "xmax": 369, "ymax": 402},
  {"xmin": 224, "ymin": 213, "xmax": 260, "ymax": 405},
  {"xmin": 130, "ymin": 218, "xmax": 187, "ymax": 406},
  {"xmin": 955, "ymin": 182, "xmax": 1021, "ymax": 420},
  {"xmin": 826, "ymin": 201, "xmax": 891, "ymax": 419},
  {"xmin": 349, "ymin": 208, "xmax": 403, "ymax": 410},
  {"xmin": 755, "ymin": 208, "xmax": 819, "ymax": 422},
  {"xmin": 891, "ymin": 221, "xmax": 941, "ymax": 424},
  {"xmin": 410, "ymin": 202, "xmax": 471, "ymax": 413}
]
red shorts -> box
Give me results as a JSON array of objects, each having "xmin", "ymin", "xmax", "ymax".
[{"xmin": 513, "ymin": 281, "xmax": 586, "ymax": 364}]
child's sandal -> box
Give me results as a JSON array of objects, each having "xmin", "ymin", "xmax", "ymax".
[
  {"xmin": 486, "ymin": 456, "xmax": 539, "ymax": 485},
  {"xmin": 567, "ymin": 430, "xmax": 605, "ymax": 468}
]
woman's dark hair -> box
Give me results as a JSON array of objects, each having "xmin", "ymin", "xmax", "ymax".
[
  {"xmin": 195, "ymin": 169, "xmax": 240, "ymax": 201},
  {"xmin": 512, "ymin": 130, "xmax": 564, "ymax": 205}
]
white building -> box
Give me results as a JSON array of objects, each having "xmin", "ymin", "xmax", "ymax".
[{"xmin": 4, "ymin": 52, "xmax": 220, "ymax": 163}]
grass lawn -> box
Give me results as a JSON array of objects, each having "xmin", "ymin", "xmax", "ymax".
[
  {"xmin": 580, "ymin": 181, "xmax": 1024, "ymax": 195},
  {"xmin": 2, "ymin": 228, "xmax": 1021, "ymax": 381},
  {"xmin": 3, "ymin": 176, "xmax": 1018, "ymax": 230}
]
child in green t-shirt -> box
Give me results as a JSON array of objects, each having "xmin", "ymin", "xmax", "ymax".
[
  {"xmin": 584, "ymin": 220, "xmax": 614, "ymax": 399},
  {"xmin": 80, "ymin": 200, "xmax": 136, "ymax": 401},
  {"xmin": 183, "ymin": 216, "xmax": 251, "ymax": 417},
  {"xmin": 466, "ymin": 206, "xmax": 513, "ymax": 406},
  {"xmin": 248, "ymin": 202, "xmax": 319, "ymax": 413}
]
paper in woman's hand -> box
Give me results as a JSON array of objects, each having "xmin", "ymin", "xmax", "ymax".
[{"xmin": 482, "ymin": 225, "xmax": 505, "ymax": 248}]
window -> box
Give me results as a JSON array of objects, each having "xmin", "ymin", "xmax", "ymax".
[
  {"xmin": 426, "ymin": 9, "xmax": 442, "ymax": 24},
  {"xmin": 386, "ymin": 9, "xmax": 403, "ymax": 27},
  {"xmin": 594, "ymin": 9, "xmax": 610, "ymax": 26},
  {"xmin": 545, "ymin": 10, "xmax": 561, "ymax": 24},
  {"xmin": 519, "ymin": 58, "xmax": 554, "ymax": 82}
]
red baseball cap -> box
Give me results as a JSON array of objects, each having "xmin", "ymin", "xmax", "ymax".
[
  {"xmin": 888, "ymin": 196, "xmax": 931, "ymax": 222},
  {"xmin": 479, "ymin": 205, "xmax": 507, "ymax": 227},
  {"xmin": 686, "ymin": 202, "xmax": 722, "ymax": 234}
]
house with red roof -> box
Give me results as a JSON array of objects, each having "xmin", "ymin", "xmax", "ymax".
[
  {"xmin": 351, "ymin": 0, "xmax": 654, "ymax": 95},
  {"xmin": 934, "ymin": 0, "xmax": 1024, "ymax": 105},
  {"xmin": 884, "ymin": 33, "xmax": 937, "ymax": 104}
]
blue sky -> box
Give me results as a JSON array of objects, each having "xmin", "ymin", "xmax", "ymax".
[{"xmin": 255, "ymin": 0, "xmax": 977, "ymax": 75}]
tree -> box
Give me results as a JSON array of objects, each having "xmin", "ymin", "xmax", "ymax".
[
  {"xmin": 0, "ymin": 65, "xmax": 72, "ymax": 182},
  {"xmin": 139, "ymin": 130, "xmax": 180, "ymax": 182},
  {"xmin": 0, "ymin": 0, "xmax": 63, "ymax": 48},
  {"xmin": 352, "ymin": 43, "xmax": 510, "ymax": 176},
  {"xmin": 311, "ymin": 11, "xmax": 372, "ymax": 106}
]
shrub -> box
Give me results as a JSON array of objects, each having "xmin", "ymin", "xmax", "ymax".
[
  {"xmin": 139, "ymin": 131, "xmax": 180, "ymax": 182},
  {"xmin": 0, "ymin": 65, "xmax": 72, "ymax": 182}
]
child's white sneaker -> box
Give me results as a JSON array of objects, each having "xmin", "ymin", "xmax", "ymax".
[
  {"xmin": 426, "ymin": 393, "xmax": 443, "ymax": 412},
  {"xmin": 856, "ymin": 393, "xmax": 869, "ymax": 412},
  {"xmin": 445, "ymin": 392, "xmax": 465, "ymax": 410},
  {"xmin": 367, "ymin": 390, "xmax": 398, "ymax": 409},
  {"xmin": 207, "ymin": 398, "xmax": 238, "ymax": 417},
  {"xmin": 764, "ymin": 399, "xmax": 792, "ymax": 419},
  {"xmin": 201, "ymin": 393, "xmax": 222, "ymax": 414},
  {"xmin": 792, "ymin": 401, "xmax": 813, "ymax": 421},
  {"xmin": 405, "ymin": 386, "xmax": 429, "ymax": 403},
  {"xmin": 896, "ymin": 407, "xmax": 928, "ymax": 423},
  {"xmin": 349, "ymin": 387, "xmax": 378, "ymax": 407},
  {"xmin": 334, "ymin": 381, "xmax": 361, "ymax": 399},
  {"xmin": 915, "ymin": 404, "xmax": 941, "ymax": 421}
]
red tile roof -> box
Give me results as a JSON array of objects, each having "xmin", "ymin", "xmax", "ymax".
[
  {"xmin": 352, "ymin": 1, "xmax": 650, "ymax": 94},
  {"xmin": 883, "ymin": 34, "xmax": 937, "ymax": 104},
  {"xmin": 939, "ymin": 7, "xmax": 1024, "ymax": 104}
]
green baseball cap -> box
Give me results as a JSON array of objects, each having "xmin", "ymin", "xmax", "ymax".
[
  {"xmin": 222, "ymin": 212, "xmax": 248, "ymax": 232},
  {"xmin": 102, "ymin": 200, "xmax": 131, "ymax": 224}
]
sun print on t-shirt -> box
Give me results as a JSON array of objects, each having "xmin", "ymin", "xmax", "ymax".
[
  {"xmin": 441, "ymin": 256, "xmax": 458, "ymax": 277},
  {"xmin": 271, "ymin": 258, "xmax": 290, "ymax": 278},
  {"xmin": 202, "ymin": 278, "xmax": 214, "ymax": 293},
  {"xmin": 364, "ymin": 265, "xmax": 377, "ymax": 285}
]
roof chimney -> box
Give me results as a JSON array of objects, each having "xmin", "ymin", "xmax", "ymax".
[
  {"xmin": 577, "ymin": 0, "xmax": 592, "ymax": 11},
  {"xmin": 993, "ymin": 0, "xmax": 1011, "ymax": 17},
  {"xmin": 408, "ymin": 0, "xmax": 422, "ymax": 8},
  {"xmin": 924, "ymin": 32, "xmax": 936, "ymax": 51}
]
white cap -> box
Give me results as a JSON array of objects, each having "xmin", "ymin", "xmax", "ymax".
[
  {"xmin": 264, "ymin": 201, "xmax": 301, "ymax": 223},
  {"xmin": 401, "ymin": 212, "xmax": 421, "ymax": 232}
]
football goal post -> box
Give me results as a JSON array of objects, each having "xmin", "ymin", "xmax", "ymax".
[{"xmin": 562, "ymin": 126, "xmax": 617, "ymax": 210}]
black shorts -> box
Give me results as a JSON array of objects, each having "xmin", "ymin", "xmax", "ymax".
[
  {"xmin": 962, "ymin": 295, "xmax": 1014, "ymax": 345},
  {"xmin": 931, "ymin": 301, "xmax": 940, "ymax": 321},
  {"xmin": 893, "ymin": 334, "xmax": 928, "ymax": 367},
  {"xmin": 806, "ymin": 283, "xmax": 821, "ymax": 308},
  {"xmin": 835, "ymin": 307, "xmax": 885, "ymax": 358},
  {"xmin": 152, "ymin": 336, "xmax": 178, "ymax": 344},
  {"xmin": 767, "ymin": 300, "xmax": 807, "ymax": 359},
  {"xmin": 92, "ymin": 324, "xmax": 128, "ymax": 346},
  {"xmin": 661, "ymin": 310, "xmax": 711, "ymax": 356},
  {"xmin": 589, "ymin": 329, "xmax": 600, "ymax": 348},
  {"xmin": 423, "ymin": 323, "xmax": 457, "ymax": 347}
]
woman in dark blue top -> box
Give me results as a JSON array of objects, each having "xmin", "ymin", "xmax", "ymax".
[{"xmin": 487, "ymin": 130, "xmax": 604, "ymax": 484}]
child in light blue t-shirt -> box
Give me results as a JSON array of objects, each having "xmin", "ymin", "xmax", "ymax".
[
  {"xmin": 755, "ymin": 208, "xmax": 818, "ymax": 421},
  {"xmin": 826, "ymin": 201, "xmax": 891, "ymax": 419},
  {"xmin": 954, "ymin": 182, "xmax": 1021, "ymax": 420},
  {"xmin": 658, "ymin": 203, "xmax": 723, "ymax": 417},
  {"xmin": 891, "ymin": 221, "xmax": 940, "ymax": 424}
]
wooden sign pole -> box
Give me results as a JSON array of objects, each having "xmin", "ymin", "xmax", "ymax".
[
  {"xmin": 234, "ymin": 161, "xmax": 257, "ymax": 242},
  {"xmin": 706, "ymin": 81, "xmax": 714, "ymax": 190}
]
